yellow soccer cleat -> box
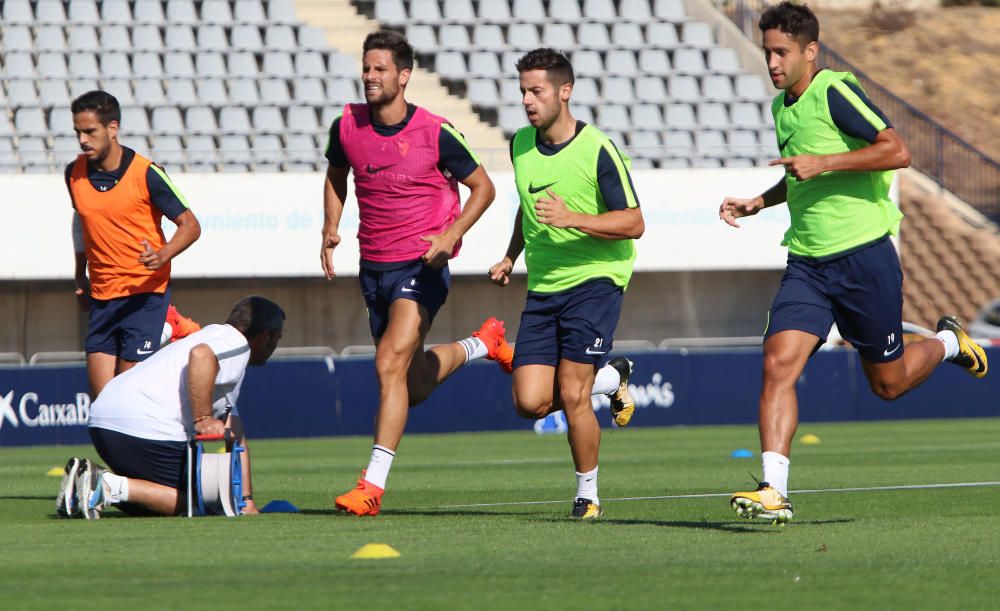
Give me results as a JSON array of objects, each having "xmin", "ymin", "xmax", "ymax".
[
  {"xmin": 570, "ymin": 498, "xmax": 603, "ymax": 520},
  {"xmin": 937, "ymin": 316, "xmax": 988, "ymax": 378},
  {"xmin": 730, "ymin": 483, "xmax": 793, "ymax": 524},
  {"xmin": 606, "ymin": 356, "xmax": 635, "ymax": 427}
]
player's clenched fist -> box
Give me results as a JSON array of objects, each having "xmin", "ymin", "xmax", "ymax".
[{"xmin": 718, "ymin": 196, "xmax": 764, "ymax": 228}]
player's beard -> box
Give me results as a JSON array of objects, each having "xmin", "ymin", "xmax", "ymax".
[{"xmin": 365, "ymin": 82, "xmax": 400, "ymax": 108}]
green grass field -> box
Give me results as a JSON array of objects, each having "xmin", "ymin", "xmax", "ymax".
[{"xmin": 3, "ymin": 419, "xmax": 1000, "ymax": 610}]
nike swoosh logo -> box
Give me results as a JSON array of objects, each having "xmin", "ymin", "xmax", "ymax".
[
  {"xmin": 136, "ymin": 349, "xmax": 154, "ymax": 355},
  {"xmin": 366, "ymin": 163, "xmax": 395, "ymax": 174},
  {"xmin": 778, "ymin": 132, "xmax": 794, "ymax": 152},
  {"xmin": 883, "ymin": 344, "xmax": 901, "ymax": 357},
  {"xmin": 585, "ymin": 348, "xmax": 606, "ymax": 355},
  {"xmin": 528, "ymin": 181, "xmax": 557, "ymax": 194}
]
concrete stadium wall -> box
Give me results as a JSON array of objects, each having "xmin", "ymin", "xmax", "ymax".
[
  {"xmin": 3, "ymin": 165, "xmax": 811, "ymax": 357},
  {"xmin": 0, "ymin": 269, "xmax": 784, "ymax": 357}
]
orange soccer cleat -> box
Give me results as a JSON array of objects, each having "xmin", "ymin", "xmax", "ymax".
[
  {"xmin": 472, "ymin": 317, "xmax": 514, "ymax": 374},
  {"xmin": 334, "ymin": 471, "xmax": 384, "ymax": 516},
  {"xmin": 166, "ymin": 304, "xmax": 201, "ymax": 342}
]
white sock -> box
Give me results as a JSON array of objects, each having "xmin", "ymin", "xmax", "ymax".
[
  {"xmin": 457, "ymin": 336, "xmax": 488, "ymax": 363},
  {"xmin": 592, "ymin": 363, "xmax": 621, "ymax": 396},
  {"xmin": 761, "ymin": 451, "xmax": 790, "ymax": 497},
  {"xmin": 575, "ymin": 467, "xmax": 599, "ymax": 504},
  {"xmin": 936, "ymin": 330, "xmax": 959, "ymax": 361},
  {"xmin": 101, "ymin": 472, "xmax": 129, "ymax": 504},
  {"xmin": 364, "ymin": 444, "xmax": 395, "ymax": 489}
]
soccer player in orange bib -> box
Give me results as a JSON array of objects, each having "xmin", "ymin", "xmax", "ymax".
[{"xmin": 67, "ymin": 91, "xmax": 201, "ymax": 397}]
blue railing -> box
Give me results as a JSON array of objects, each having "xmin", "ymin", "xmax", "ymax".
[{"xmin": 718, "ymin": 0, "xmax": 1000, "ymax": 220}]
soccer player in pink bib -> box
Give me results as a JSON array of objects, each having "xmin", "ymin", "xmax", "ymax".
[{"xmin": 320, "ymin": 31, "xmax": 509, "ymax": 515}]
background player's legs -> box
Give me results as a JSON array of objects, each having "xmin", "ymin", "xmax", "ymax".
[
  {"xmin": 557, "ymin": 359, "xmax": 600, "ymax": 474},
  {"xmin": 86, "ymin": 352, "xmax": 117, "ymax": 396},
  {"xmin": 861, "ymin": 338, "xmax": 944, "ymax": 400}
]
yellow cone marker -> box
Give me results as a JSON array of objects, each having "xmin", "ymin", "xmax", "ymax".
[
  {"xmin": 46, "ymin": 467, "xmax": 64, "ymax": 477},
  {"xmin": 800, "ymin": 434, "xmax": 821, "ymax": 445},
  {"xmin": 351, "ymin": 544, "xmax": 401, "ymax": 559},
  {"xmin": 216, "ymin": 447, "xmax": 227, "ymax": 454}
]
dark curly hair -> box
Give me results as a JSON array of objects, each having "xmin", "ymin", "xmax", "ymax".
[
  {"xmin": 515, "ymin": 48, "xmax": 575, "ymax": 86},
  {"xmin": 759, "ymin": 1, "xmax": 819, "ymax": 46}
]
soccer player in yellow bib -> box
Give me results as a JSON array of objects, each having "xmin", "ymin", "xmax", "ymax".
[
  {"xmin": 719, "ymin": 2, "xmax": 988, "ymax": 523},
  {"xmin": 489, "ymin": 49, "xmax": 644, "ymax": 519}
]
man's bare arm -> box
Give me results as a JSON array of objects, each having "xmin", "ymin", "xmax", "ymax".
[{"xmin": 321, "ymin": 164, "xmax": 350, "ymax": 279}]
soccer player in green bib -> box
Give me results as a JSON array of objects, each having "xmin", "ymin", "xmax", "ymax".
[
  {"xmin": 720, "ymin": 2, "xmax": 989, "ymax": 523},
  {"xmin": 489, "ymin": 49, "xmax": 645, "ymax": 520}
]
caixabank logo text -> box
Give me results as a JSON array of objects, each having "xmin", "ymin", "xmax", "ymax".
[{"xmin": 0, "ymin": 389, "xmax": 91, "ymax": 430}]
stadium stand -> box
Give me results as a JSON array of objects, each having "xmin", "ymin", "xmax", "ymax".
[
  {"xmin": 354, "ymin": 0, "xmax": 777, "ymax": 166},
  {"xmin": 898, "ymin": 173, "xmax": 1000, "ymax": 328},
  {"xmin": 0, "ymin": 0, "xmax": 777, "ymax": 173},
  {"xmin": 0, "ymin": 0, "xmax": 347, "ymax": 172}
]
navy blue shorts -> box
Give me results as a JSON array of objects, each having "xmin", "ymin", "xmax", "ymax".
[
  {"xmin": 86, "ymin": 289, "xmax": 170, "ymax": 361},
  {"xmin": 513, "ymin": 278, "xmax": 624, "ymax": 369},
  {"xmin": 360, "ymin": 261, "xmax": 450, "ymax": 338},
  {"xmin": 765, "ymin": 236, "xmax": 904, "ymax": 363},
  {"xmin": 89, "ymin": 427, "xmax": 187, "ymax": 490}
]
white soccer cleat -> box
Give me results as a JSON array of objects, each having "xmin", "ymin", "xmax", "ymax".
[
  {"xmin": 56, "ymin": 457, "xmax": 82, "ymax": 518},
  {"xmin": 74, "ymin": 459, "xmax": 110, "ymax": 520}
]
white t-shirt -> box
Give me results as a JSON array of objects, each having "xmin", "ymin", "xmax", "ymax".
[{"xmin": 89, "ymin": 324, "xmax": 251, "ymax": 442}]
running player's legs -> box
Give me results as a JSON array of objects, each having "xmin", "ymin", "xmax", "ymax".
[
  {"xmin": 117, "ymin": 289, "xmax": 171, "ymax": 378},
  {"xmin": 369, "ymin": 261, "xmax": 471, "ymax": 447},
  {"xmin": 388, "ymin": 262, "xmax": 469, "ymax": 405},
  {"xmin": 761, "ymin": 258, "xmax": 834, "ymax": 457},
  {"xmin": 373, "ymin": 298, "xmax": 428, "ymax": 451},
  {"xmin": 558, "ymin": 359, "xmax": 599, "ymax": 472},
  {"xmin": 511, "ymin": 290, "xmax": 561, "ymax": 417},
  {"xmin": 830, "ymin": 238, "xmax": 944, "ymax": 399},
  {"xmin": 85, "ymin": 297, "xmax": 128, "ymax": 396},
  {"xmin": 554, "ymin": 280, "xmax": 622, "ymax": 473}
]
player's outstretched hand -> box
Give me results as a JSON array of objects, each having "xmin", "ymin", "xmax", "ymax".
[
  {"xmin": 138, "ymin": 239, "xmax": 166, "ymax": 269},
  {"xmin": 488, "ymin": 257, "xmax": 513, "ymax": 287},
  {"xmin": 420, "ymin": 231, "xmax": 457, "ymax": 269},
  {"xmin": 195, "ymin": 417, "xmax": 225, "ymax": 437},
  {"xmin": 320, "ymin": 230, "xmax": 341, "ymax": 279},
  {"xmin": 719, "ymin": 196, "xmax": 764, "ymax": 228},
  {"xmin": 535, "ymin": 189, "xmax": 576, "ymax": 229},
  {"xmin": 770, "ymin": 155, "xmax": 826, "ymax": 181}
]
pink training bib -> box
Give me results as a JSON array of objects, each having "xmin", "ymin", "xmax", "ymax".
[{"xmin": 339, "ymin": 103, "xmax": 462, "ymax": 263}]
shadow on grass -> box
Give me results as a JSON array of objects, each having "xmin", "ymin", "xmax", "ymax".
[
  {"xmin": 587, "ymin": 517, "xmax": 855, "ymax": 533},
  {"xmin": 303, "ymin": 508, "xmax": 856, "ymax": 532},
  {"xmin": 299, "ymin": 508, "xmax": 551, "ymax": 518},
  {"xmin": 0, "ymin": 495, "xmax": 53, "ymax": 501}
]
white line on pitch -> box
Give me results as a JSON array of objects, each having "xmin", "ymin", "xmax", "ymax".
[
  {"xmin": 408, "ymin": 457, "xmax": 566, "ymax": 467},
  {"xmin": 434, "ymin": 481, "xmax": 1000, "ymax": 509}
]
